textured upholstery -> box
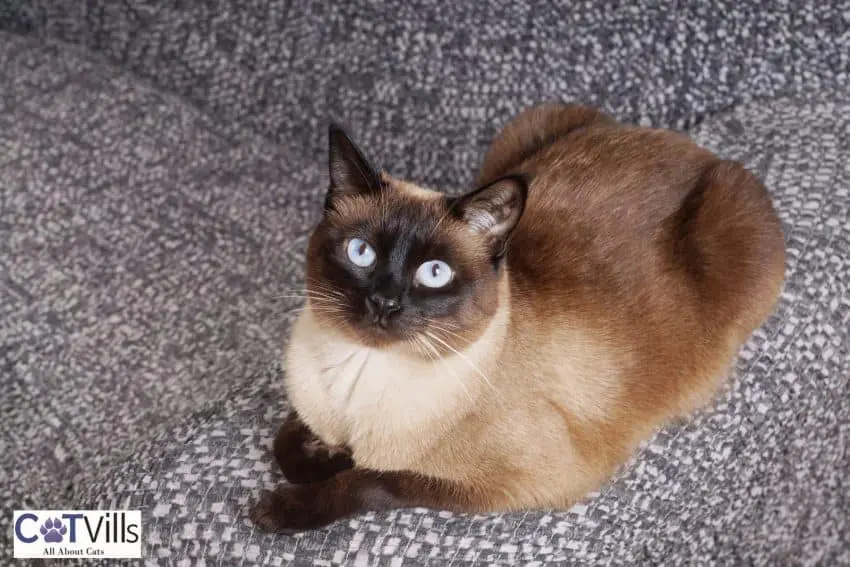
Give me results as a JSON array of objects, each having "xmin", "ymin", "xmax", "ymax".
[{"xmin": 1, "ymin": 2, "xmax": 848, "ymax": 564}]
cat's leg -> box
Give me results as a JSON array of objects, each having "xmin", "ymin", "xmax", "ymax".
[
  {"xmin": 273, "ymin": 411, "xmax": 353, "ymax": 484},
  {"xmin": 250, "ymin": 468, "xmax": 480, "ymax": 532}
]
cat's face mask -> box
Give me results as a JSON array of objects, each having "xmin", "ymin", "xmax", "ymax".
[{"xmin": 302, "ymin": 125, "xmax": 527, "ymax": 351}]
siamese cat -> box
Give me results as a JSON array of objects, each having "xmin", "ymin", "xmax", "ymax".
[{"xmin": 250, "ymin": 103, "xmax": 785, "ymax": 531}]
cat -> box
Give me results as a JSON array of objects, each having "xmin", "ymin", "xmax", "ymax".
[{"xmin": 250, "ymin": 103, "xmax": 786, "ymax": 532}]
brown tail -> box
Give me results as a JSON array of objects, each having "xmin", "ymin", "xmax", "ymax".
[
  {"xmin": 671, "ymin": 160, "xmax": 786, "ymax": 330},
  {"xmin": 478, "ymin": 102, "xmax": 614, "ymax": 186}
]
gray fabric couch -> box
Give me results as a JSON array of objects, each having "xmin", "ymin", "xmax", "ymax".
[{"xmin": 1, "ymin": 2, "xmax": 848, "ymax": 564}]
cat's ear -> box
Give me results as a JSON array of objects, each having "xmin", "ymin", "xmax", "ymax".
[
  {"xmin": 326, "ymin": 124, "xmax": 382, "ymax": 209},
  {"xmin": 451, "ymin": 175, "xmax": 528, "ymax": 254}
]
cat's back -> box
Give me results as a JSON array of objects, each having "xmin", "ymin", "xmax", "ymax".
[
  {"xmin": 482, "ymin": 104, "xmax": 785, "ymax": 409},
  {"xmin": 490, "ymin": 109, "xmax": 712, "ymax": 255},
  {"xmin": 488, "ymin": 109, "xmax": 707, "ymax": 301}
]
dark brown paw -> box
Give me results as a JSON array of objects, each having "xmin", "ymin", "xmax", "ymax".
[
  {"xmin": 282, "ymin": 446, "xmax": 354, "ymax": 484},
  {"xmin": 273, "ymin": 416, "xmax": 353, "ymax": 484},
  {"xmin": 249, "ymin": 485, "xmax": 335, "ymax": 532}
]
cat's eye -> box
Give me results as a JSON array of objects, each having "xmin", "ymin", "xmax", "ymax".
[
  {"xmin": 346, "ymin": 238, "xmax": 377, "ymax": 268},
  {"xmin": 415, "ymin": 260, "xmax": 453, "ymax": 288}
]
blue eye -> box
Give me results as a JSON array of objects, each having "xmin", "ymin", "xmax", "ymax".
[
  {"xmin": 415, "ymin": 260, "xmax": 453, "ymax": 288},
  {"xmin": 346, "ymin": 238, "xmax": 376, "ymax": 268}
]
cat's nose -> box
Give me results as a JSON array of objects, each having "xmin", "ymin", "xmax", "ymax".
[{"xmin": 366, "ymin": 293, "xmax": 401, "ymax": 325}]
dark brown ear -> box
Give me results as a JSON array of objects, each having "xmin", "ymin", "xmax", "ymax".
[
  {"xmin": 451, "ymin": 175, "xmax": 528, "ymax": 257},
  {"xmin": 326, "ymin": 124, "xmax": 381, "ymax": 209}
]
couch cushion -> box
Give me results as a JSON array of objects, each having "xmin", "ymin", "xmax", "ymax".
[
  {"xmin": 1, "ymin": 1, "xmax": 849, "ymax": 189},
  {"xmin": 0, "ymin": 31, "xmax": 322, "ymax": 539}
]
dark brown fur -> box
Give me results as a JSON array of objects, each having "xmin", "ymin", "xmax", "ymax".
[
  {"xmin": 272, "ymin": 411, "xmax": 353, "ymax": 484},
  {"xmin": 304, "ymin": 187, "xmax": 501, "ymax": 350}
]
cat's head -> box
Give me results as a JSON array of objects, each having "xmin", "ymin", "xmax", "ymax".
[{"xmin": 304, "ymin": 125, "xmax": 527, "ymax": 352}]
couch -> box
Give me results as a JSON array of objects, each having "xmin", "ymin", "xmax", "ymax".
[{"xmin": 1, "ymin": 1, "xmax": 848, "ymax": 564}]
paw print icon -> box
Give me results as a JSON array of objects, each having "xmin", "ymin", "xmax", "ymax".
[{"xmin": 40, "ymin": 518, "xmax": 67, "ymax": 543}]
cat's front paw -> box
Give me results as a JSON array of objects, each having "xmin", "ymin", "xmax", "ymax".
[
  {"xmin": 274, "ymin": 415, "xmax": 354, "ymax": 484},
  {"xmin": 250, "ymin": 485, "xmax": 334, "ymax": 532}
]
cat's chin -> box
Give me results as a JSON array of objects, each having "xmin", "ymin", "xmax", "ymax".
[
  {"xmin": 312, "ymin": 311, "xmax": 414, "ymax": 350},
  {"xmin": 350, "ymin": 327, "xmax": 455, "ymax": 360},
  {"xmin": 353, "ymin": 325, "xmax": 405, "ymax": 349}
]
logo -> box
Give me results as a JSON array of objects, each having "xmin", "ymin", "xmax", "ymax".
[
  {"xmin": 13, "ymin": 510, "xmax": 142, "ymax": 559},
  {"xmin": 39, "ymin": 517, "xmax": 68, "ymax": 542}
]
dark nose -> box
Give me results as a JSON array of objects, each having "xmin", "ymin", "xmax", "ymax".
[{"xmin": 366, "ymin": 293, "xmax": 401, "ymax": 326}]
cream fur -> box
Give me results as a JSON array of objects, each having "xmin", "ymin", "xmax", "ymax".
[
  {"xmin": 284, "ymin": 283, "xmax": 510, "ymax": 472},
  {"xmin": 283, "ymin": 274, "xmax": 629, "ymax": 509}
]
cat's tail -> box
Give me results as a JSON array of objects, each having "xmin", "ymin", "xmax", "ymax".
[
  {"xmin": 477, "ymin": 103, "xmax": 614, "ymax": 186},
  {"xmin": 671, "ymin": 160, "xmax": 786, "ymax": 334}
]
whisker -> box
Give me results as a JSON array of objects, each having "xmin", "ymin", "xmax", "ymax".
[
  {"xmin": 276, "ymin": 301, "xmax": 345, "ymax": 313},
  {"xmin": 321, "ymin": 351, "xmax": 357, "ymax": 373},
  {"xmin": 279, "ymin": 304, "xmax": 345, "ymax": 316},
  {"xmin": 344, "ymin": 351, "xmax": 371, "ymax": 405},
  {"xmin": 424, "ymin": 331, "xmax": 496, "ymax": 392},
  {"xmin": 417, "ymin": 334, "xmax": 441, "ymax": 362},
  {"xmin": 417, "ymin": 333, "xmax": 474, "ymax": 404},
  {"xmin": 428, "ymin": 204, "xmax": 455, "ymax": 239},
  {"xmin": 428, "ymin": 325, "xmax": 472, "ymax": 345},
  {"xmin": 278, "ymin": 282, "xmax": 346, "ymax": 299},
  {"xmin": 305, "ymin": 280, "xmax": 347, "ymax": 295},
  {"xmin": 270, "ymin": 292, "xmax": 342, "ymax": 303},
  {"xmin": 306, "ymin": 286, "xmax": 345, "ymax": 297},
  {"xmin": 420, "ymin": 317, "xmax": 461, "ymax": 330},
  {"xmin": 408, "ymin": 335, "xmax": 432, "ymax": 363},
  {"xmin": 421, "ymin": 319, "xmax": 473, "ymax": 346}
]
